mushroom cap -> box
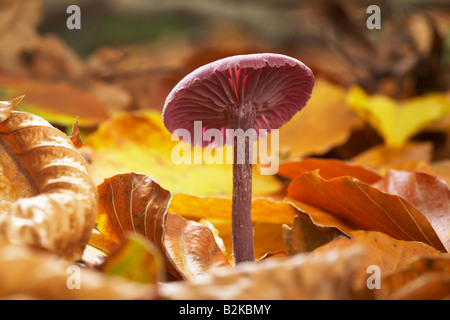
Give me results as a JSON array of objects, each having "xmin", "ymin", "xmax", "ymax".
[{"xmin": 162, "ymin": 53, "xmax": 315, "ymax": 147}]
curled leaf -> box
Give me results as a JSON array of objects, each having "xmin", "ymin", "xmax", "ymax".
[
  {"xmin": 69, "ymin": 116, "xmax": 83, "ymax": 149},
  {"xmin": 0, "ymin": 106, "xmax": 97, "ymax": 260},
  {"xmin": 92, "ymin": 172, "xmax": 230, "ymax": 279},
  {"xmin": 287, "ymin": 170, "xmax": 446, "ymax": 252}
]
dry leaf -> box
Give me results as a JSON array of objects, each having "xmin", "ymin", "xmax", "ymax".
[
  {"xmin": 92, "ymin": 172, "xmax": 230, "ymax": 279},
  {"xmin": 0, "ymin": 72, "xmax": 110, "ymax": 127},
  {"xmin": 373, "ymin": 170, "xmax": 450, "ymax": 252},
  {"xmin": 277, "ymin": 157, "xmax": 381, "ymax": 183},
  {"xmin": 83, "ymin": 111, "xmax": 282, "ymax": 197},
  {"xmin": 164, "ymin": 212, "xmax": 231, "ymax": 279},
  {"xmin": 169, "ymin": 194, "xmax": 300, "ymax": 261},
  {"xmin": 0, "ymin": 243, "xmax": 154, "ymax": 300},
  {"xmin": 347, "ymin": 86, "xmax": 450, "ymax": 147},
  {"xmin": 282, "ymin": 214, "xmax": 344, "ymax": 255},
  {"xmin": 313, "ymin": 230, "xmax": 443, "ymax": 291},
  {"xmin": 273, "ymin": 78, "xmax": 363, "ymax": 158},
  {"xmin": 159, "ymin": 245, "xmax": 371, "ymax": 300},
  {"xmin": 99, "ymin": 233, "xmax": 165, "ymax": 285},
  {"xmin": 351, "ymin": 141, "xmax": 433, "ymax": 174},
  {"xmin": 287, "ymin": 171, "xmax": 446, "ymax": 252},
  {"xmin": 69, "ymin": 116, "xmax": 83, "ymax": 149},
  {"xmin": 380, "ymin": 255, "xmax": 450, "ymax": 300},
  {"xmin": 0, "ymin": 99, "xmax": 97, "ymax": 260}
]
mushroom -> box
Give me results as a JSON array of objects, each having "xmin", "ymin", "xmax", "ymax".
[{"xmin": 162, "ymin": 53, "xmax": 315, "ymax": 263}]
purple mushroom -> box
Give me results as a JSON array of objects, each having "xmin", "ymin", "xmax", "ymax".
[{"xmin": 162, "ymin": 53, "xmax": 314, "ymax": 263}]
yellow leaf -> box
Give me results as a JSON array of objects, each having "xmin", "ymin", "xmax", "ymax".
[
  {"xmin": 273, "ymin": 78, "xmax": 363, "ymax": 158},
  {"xmin": 83, "ymin": 111, "xmax": 282, "ymax": 197},
  {"xmin": 347, "ymin": 86, "xmax": 450, "ymax": 147}
]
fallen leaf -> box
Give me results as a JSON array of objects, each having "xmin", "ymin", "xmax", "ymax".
[
  {"xmin": 168, "ymin": 194, "xmax": 300, "ymax": 261},
  {"xmin": 164, "ymin": 212, "xmax": 231, "ymax": 279},
  {"xmin": 273, "ymin": 78, "xmax": 363, "ymax": 158},
  {"xmin": 373, "ymin": 170, "xmax": 450, "ymax": 252},
  {"xmin": 282, "ymin": 214, "xmax": 344, "ymax": 255},
  {"xmin": 83, "ymin": 111, "xmax": 282, "ymax": 197},
  {"xmin": 277, "ymin": 157, "xmax": 381, "ymax": 183},
  {"xmin": 0, "ymin": 0, "xmax": 42, "ymax": 74},
  {"xmin": 430, "ymin": 160, "xmax": 450, "ymax": 187},
  {"xmin": 99, "ymin": 233, "xmax": 165, "ymax": 285},
  {"xmin": 0, "ymin": 72, "xmax": 110, "ymax": 127},
  {"xmin": 92, "ymin": 172, "xmax": 230, "ymax": 279},
  {"xmin": 69, "ymin": 116, "xmax": 83, "ymax": 148},
  {"xmin": 380, "ymin": 255, "xmax": 450, "ymax": 300},
  {"xmin": 0, "ymin": 244, "xmax": 154, "ymax": 300},
  {"xmin": 94, "ymin": 172, "xmax": 171, "ymax": 249},
  {"xmin": 0, "ymin": 99, "xmax": 98, "ymax": 260},
  {"xmin": 287, "ymin": 170, "xmax": 446, "ymax": 252},
  {"xmin": 159, "ymin": 245, "xmax": 372, "ymax": 300},
  {"xmin": 347, "ymin": 86, "xmax": 450, "ymax": 147},
  {"xmin": 313, "ymin": 230, "xmax": 443, "ymax": 291},
  {"xmin": 351, "ymin": 141, "xmax": 433, "ymax": 174}
]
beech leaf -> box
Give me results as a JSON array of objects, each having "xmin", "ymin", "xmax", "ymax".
[
  {"xmin": 313, "ymin": 230, "xmax": 444, "ymax": 291},
  {"xmin": 159, "ymin": 245, "xmax": 371, "ymax": 300},
  {"xmin": 277, "ymin": 157, "xmax": 381, "ymax": 183},
  {"xmin": 0, "ymin": 100, "xmax": 98, "ymax": 260},
  {"xmin": 92, "ymin": 172, "xmax": 230, "ymax": 279},
  {"xmin": 373, "ymin": 170, "xmax": 450, "ymax": 252},
  {"xmin": 287, "ymin": 170, "xmax": 446, "ymax": 252},
  {"xmin": 348, "ymin": 86, "xmax": 450, "ymax": 147}
]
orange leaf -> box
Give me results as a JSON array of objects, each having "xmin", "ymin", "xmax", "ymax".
[
  {"xmin": 380, "ymin": 255, "xmax": 450, "ymax": 299},
  {"xmin": 373, "ymin": 170, "xmax": 450, "ymax": 252},
  {"xmin": 278, "ymin": 158, "xmax": 381, "ymax": 183},
  {"xmin": 0, "ymin": 72, "xmax": 109, "ymax": 127},
  {"xmin": 169, "ymin": 194, "xmax": 300, "ymax": 261},
  {"xmin": 287, "ymin": 171, "xmax": 446, "ymax": 252},
  {"xmin": 313, "ymin": 230, "xmax": 443, "ymax": 291},
  {"xmin": 351, "ymin": 141, "xmax": 433, "ymax": 174}
]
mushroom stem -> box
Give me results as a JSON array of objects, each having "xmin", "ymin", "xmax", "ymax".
[{"xmin": 229, "ymin": 103, "xmax": 256, "ymax": 264}]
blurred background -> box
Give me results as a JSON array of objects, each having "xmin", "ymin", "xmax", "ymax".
[{"xmin": 0, "ymin": 0, "xmax": 449, "ymax": 163}]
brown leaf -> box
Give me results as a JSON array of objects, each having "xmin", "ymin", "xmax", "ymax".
[
  {"xmin": 93, "ymin": 172, "xmax": 229, "ymax": 279},
  {"xmin": 0, "ymin": 105, "xmax": 97, "ymax": 260},
  {"xmin": 159, "ymin": 245, "xmax": 372, "ymax": 300},
  {"xmin": 169, "ymin": 194, "xmax": 300, "ymax": 261},
  {"xmin": 0, "ymin": 72, "xmax": 109, "ymax": 127},
  {"xmin": 69, "ymin": 116, "xmax": 83, "ymax": 149},
  {"xmin": 164, "ymin": 212, "xmax": 230, "ymax": 279},
  {"xmin": 380, "ymin": 255, "xmax": 450, "ymax": 300},
  {"xmin": 282, "ymin": 214, "xmax": 344, "ymax": 255},
  {"xmin": 0, "ymin": 95, "xmax": 24, "ymax": 122},
  {"xmin": 287, "ymin": 171, "xmax": 446, "ymax": 252},
  {"xmin": 373, "ymin": 170, "xmax": 450, "ymax": 252},
  {"xmin": 278, "ymin": 158, "xmax": 381, "ymax": 183},
  {"xmin": 313, "ymin": 230, "xmax": 442, "ymax": 291},
  {"xmin": 0, "ymin": 244, "xmax": 154, "ymax": 300},
  {"xmin": 94, "ymin": 172, "xmax": 170, "ymax": 248}
]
